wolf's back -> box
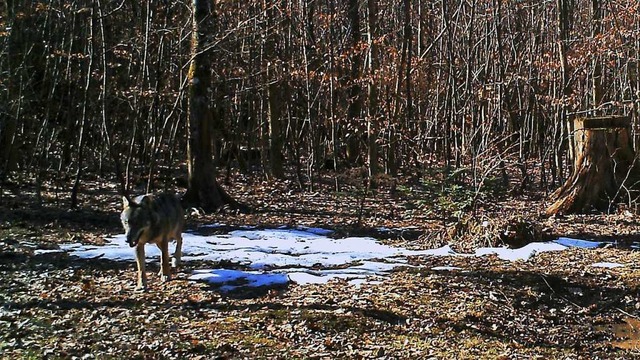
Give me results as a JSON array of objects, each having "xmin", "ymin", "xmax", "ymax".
[{"xmin": 136, "ymin": 193, "xmax": 184, "ymax": 239}]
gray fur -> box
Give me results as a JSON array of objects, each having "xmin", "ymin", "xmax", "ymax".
[{"xmin": 120, "ymin": 193, "xmax": 184, "ymax": 291}]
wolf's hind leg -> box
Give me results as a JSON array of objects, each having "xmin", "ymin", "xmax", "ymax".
[{"xmin": 158, "ymin": 239, "xmax": 171, "ymax": 282}]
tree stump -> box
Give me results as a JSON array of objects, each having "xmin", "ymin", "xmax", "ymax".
[{"xmin": 546, "ymin": 115, "xmax": 639, "ymax": 215}]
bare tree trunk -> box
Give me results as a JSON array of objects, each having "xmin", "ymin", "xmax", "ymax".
[
  {"xmin": 346, "ymin": 0, "xmax": 363, "ymax": 167},
  {"xmin": 557, "ymin": 0, "xmax": 572, "ymax": 164},
  {"xmin": 183, "ymin": 0, "xmax": 241, "ymax": 212},
  {"xmin": 267, "ymin": 76, "xmax": 285, "ymax": 179},
  {"xmin": 324, "ymin": 0, "xmax": 339, "ymax": 190},
  {"xmin": 70, "ymin": 7, "xmax": 94, "ymax": 208},
  {"xmin": 264, "ymin": 0, "xmax": 285, "ymax": 179},
  {"xmin": 366, "ymin": 0, "xmax": 379, "ymax": 179},
  {"xmin": 591, "ymin": 0, "xmax": 603, "ymax": 107},
  {"xmin": 96, "ymin": 0, "xmax": 127, "ymax": 196},
  {"xmin": 0, "ymin": 87, "xmax": 19, "ymax": 179},
  {"xmin": 0, "ymin": 4, "xmax": 19, "ymax": 178}
]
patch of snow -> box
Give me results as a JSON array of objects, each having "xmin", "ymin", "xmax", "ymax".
[
  {"xmin": 297, "ymin": 227, "xmax": 334, "ymax": 236},
  {"xmin": 431, "ymin": 266, "xmax": 463, "ymax": 271},
  {"xmin": 59, "ymin": 239, "xmax": 139, "ymax": 261},
  {"xmin": 54, "ymin": 227, "xmax": 617, "ymax": 291},
  {"xmin": 198, "ymin": 223, "xmax": 227, "ymax": 228},
  {"xmin": 475, "ymin": 242, "xmax": 567, "ymax": 262},
  {"xmin": 591, "ymin": 262, "xmax": 625, "ymax": 268},
  {"xmin": 286, "ymin": 271, "xmax": 333, "ymax": 285},
  {"xmin": 554, "ymin": 237, "xmax": 605, "ymax": 249},
  {"xmin": 34, "ymin": 249, "xmax": 63, "ymax": 255},
  {"xmin": 190, "ymin": 269, "xmax": 288, "ymax": 291}
]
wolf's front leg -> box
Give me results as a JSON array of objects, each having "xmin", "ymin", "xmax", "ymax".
[
  {"xmin": 172, "ymin": 233, "xmax": 183, "ymax": 268},
  {"xmin": 158, "ymin": 239, "xmax": 171, "ymax": 282},
  {"xmin": 135, "ymin": 244, "xmax": 147, "ymax": 291}
]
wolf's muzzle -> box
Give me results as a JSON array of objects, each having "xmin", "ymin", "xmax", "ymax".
[{"xmin": 126, "ymin": 230, "xmax": 144, "ymax": 247}]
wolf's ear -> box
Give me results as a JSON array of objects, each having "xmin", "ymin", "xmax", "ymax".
[
  {"xmin": 122, "ymin": 196, "xmax": 130, "ymax": 208},
  {"xmin": 140, "ymin": 195, "xmax": 153, "ymax": 208}
]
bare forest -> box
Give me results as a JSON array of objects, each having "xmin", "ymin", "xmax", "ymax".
[
  {"xmin": 3, "ymin": 0, "xmax": 640, "ymax": 358},
  {"xmin": 2, "ymin": 0, "xmax": 639, "ymax": 196}
]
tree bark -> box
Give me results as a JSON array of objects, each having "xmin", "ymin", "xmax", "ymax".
[
  {"xmin": 183, "ymin": 0, "xmax": 241, "ymax": 212},
  {"xmin": 0, "ymin": 0, "xmax": 17, "ymax": 178},
  {"xmin": 546, "ymin": 116, "xmax": 639, "ymax": 215},
  {"xmin": 71, "ymin": 7, "xmax": 94, "ymax": 208},
  {"xmin": 591, "ymin": 0, "xmax": 604, "ymax": 107},
  {"xmin": 346, "ymin": 0, "xmax": 363, "ymax": 167},
  {"xmin": 366, "ymin": 0, "xmax": 379, "ymax": 178},
  {"xmin": 264, "ymin": 0, "xmax": 285, "ymax": 179}
]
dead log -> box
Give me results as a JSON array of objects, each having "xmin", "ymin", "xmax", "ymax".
[{"xmin": 546, "ymin": 115, "xmax": 640, "ymax": 215}]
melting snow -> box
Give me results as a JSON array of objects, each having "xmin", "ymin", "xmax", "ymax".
[
  {"xmin": 47, "ymin": 227, "xmax": 617, "ymax": 291},
  {"xmin": 554, "ymin": 237, "xmax": 606, "ymax": 249},
  {"xmin": 431, "ymin": 266, "xmax": 463, "ymax": 271},
  {"xmin": 591, "ymin": 262, "xmax": 625, "ymax": 268},
  {"xmin": 474, "ymin": 242, "xmax": 567, "ymax": 262}
]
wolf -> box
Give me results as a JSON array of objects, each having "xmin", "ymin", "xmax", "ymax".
[{"xmin": 120, "ymin": 193, "xmax": 184, "ymax": 291}]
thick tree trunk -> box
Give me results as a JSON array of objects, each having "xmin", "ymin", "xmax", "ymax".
[
  {"xmin": 183, "ymin": 0, "xmax": 241, "ymax": 212},
  {"xmin": 546, "ymin": 116, "xmax": 639, "ymax": 215},
  {"xmin": 267, "ymin": 78, "xmax": 285, "ymax": 179},
  {"xmin": 0, "ymin": 106, "xmax": 18, "ymax": 178},
  {"xmin": 0, "ymin": 1, "xmax": 19, "ymax": 177}
]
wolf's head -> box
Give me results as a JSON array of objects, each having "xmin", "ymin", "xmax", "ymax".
[{"xmin": 121, "ymin": 196, "xmax": 153, "ymax": 247}]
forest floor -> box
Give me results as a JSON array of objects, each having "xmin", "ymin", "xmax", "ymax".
[{"xmin": 2, "ymin": 166, "xmax": 640, "ymax": 359}]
